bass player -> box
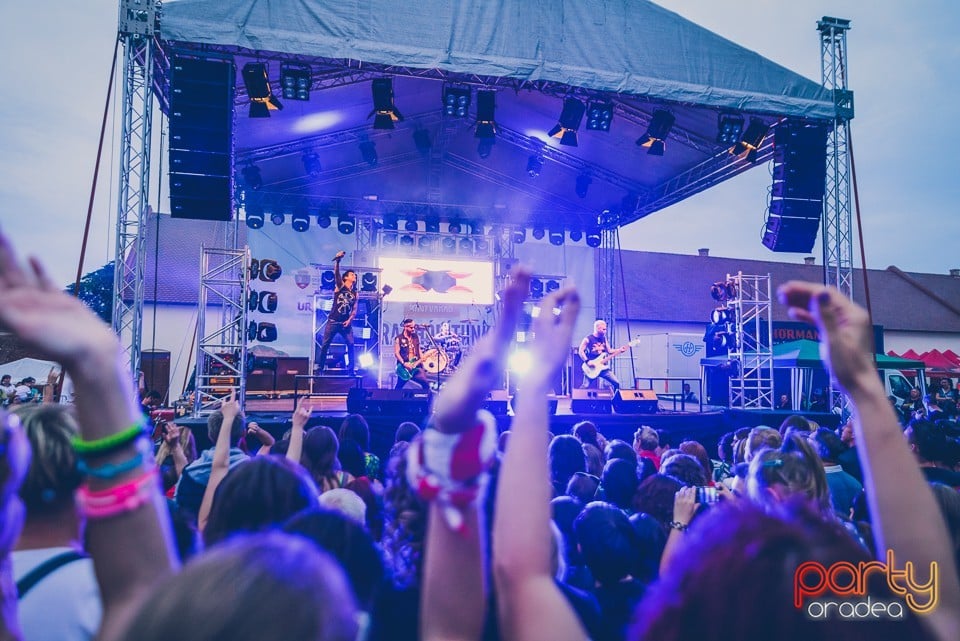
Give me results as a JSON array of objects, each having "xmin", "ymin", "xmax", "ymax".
[
  {"xmin": 394, "ymin": 318, "xmax": 432, "ymax": 391},
  {"xmin": 578, "ymin": 319, "xmax": 622, "ymax": 391}
]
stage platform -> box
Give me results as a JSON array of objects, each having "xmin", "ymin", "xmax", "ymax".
[{"xmin": 175, "ymin": 392, "xmax": 839, "ymax": 462}]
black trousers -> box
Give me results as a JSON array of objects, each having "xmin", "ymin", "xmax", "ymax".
[
  {"xmin": 395, "ymin": 366, "xmax": 432, "ymax": 390},
  {"xmin": 317, "ymin": 321, "xmax": 355, "ymax": 372}
]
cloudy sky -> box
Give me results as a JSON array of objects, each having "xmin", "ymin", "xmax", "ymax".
[{"xmin": 1, "ymin": 1, "xmax": 958, "ymax": 288}]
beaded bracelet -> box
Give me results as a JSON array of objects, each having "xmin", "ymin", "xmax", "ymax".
[
  {"xmin": 77, "ymin": 437, "xmax": 152, "ymax": 480},
  {"xmin": 75, "ymin": 468, "xmax": 157, "ymax": 520},
  {"xmin": 72, "ymin": 420, "xmax": 147, "ymax": 457},
  {"xmin": 668, "ymin": 520, "xmax": 689, "ymax": 532}
]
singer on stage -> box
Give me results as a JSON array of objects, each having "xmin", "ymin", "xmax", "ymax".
[
  {"xmin": 317, "ymin": 250, "xmax": 358, "ymax": 373},
  {"xmin": 394, "ymin": 319, "xmax": 432, "ymax": 391}
]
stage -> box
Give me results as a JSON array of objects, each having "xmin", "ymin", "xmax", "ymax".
[{"xmin": 174, "ymin": 392, "xmax": 840, "ymax": 463}]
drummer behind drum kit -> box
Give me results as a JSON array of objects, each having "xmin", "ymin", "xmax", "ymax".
[{"xmin": 428, "ymin": 325, "xmax": 465, "ymax": 376}]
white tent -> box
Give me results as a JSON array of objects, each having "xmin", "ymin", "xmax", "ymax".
[{"xmin": 0, "ymin": 357, "xmax": 60, "ymax": 384}]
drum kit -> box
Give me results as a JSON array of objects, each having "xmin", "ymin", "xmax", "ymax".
[{"xmin": 421, "ymin": 323, "xmax": 468, "ymax": 377}]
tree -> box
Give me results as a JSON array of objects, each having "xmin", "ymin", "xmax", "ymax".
[{"xmin": 66, "ymin": 262, "xmax": 114, "ymax": 324}]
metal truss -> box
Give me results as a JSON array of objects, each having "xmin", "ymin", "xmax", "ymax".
[
  {"xmin": 113, "ymin": 0, "xmax": 157, "ymax": 383},
  {"xmin": 727, "ymin": 273, "xmax": 774, "ymax": 411},
  {"xmin": 818, "ymin": 17, "xmax": 855, "ymax": 416},
  {"xmin": 598, "ymin": 227, "xmax": 618, "ymax": 372},
  {"xmin": 194, "ymin": 246, "xmax": 249, "ymax": 415}
]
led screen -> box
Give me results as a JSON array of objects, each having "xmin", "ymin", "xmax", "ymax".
[{"xmin": 378, "ymin": 256, "xmax": 494, "ymax": 305}]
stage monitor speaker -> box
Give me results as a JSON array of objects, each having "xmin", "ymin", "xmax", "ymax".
[
  {"xmin": 762, "ymin": 214, "xmax": 821, "ymax": 253},
  {"xmin": 509, "ymin": 391, "xmax": 559, "ymax": 416},
  {"xmin": 570, "ymin": 389, "xmax": 613, "ymax": 414},
  {"xmin": 481, "ymin": 390, "xmax": 509, "ymax": 416},
  {"xmin": 612, "ymin": 389, "xmax": 659, "ymax": 414},
  {"xmin": 169, "ymin": 56, "xmax": 235, "ymax": 221},
  {"xmin": 347, "ymin": 388, "xmax": 431, "ymax": 417}
]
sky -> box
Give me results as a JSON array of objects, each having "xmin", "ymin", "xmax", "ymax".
[{"xmin": 1, "ymin": 1, "xmax": 959, "ymax": 288}]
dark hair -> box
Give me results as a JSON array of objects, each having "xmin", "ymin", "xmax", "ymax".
[
  {"xmin": 661, "ymin": 453, "xmax": 707, "ymax": 488},
  {"xmin": 14, "ymin": 405, "xmax": 82, "ymax": 516},
  {"xmin": 549, "ymin": 434, "xmax": 586, "ymax": 496},
  {"xmin": 605, "ymin": 439, "xmax": 638, "ymax": 465},
  {"xmin": 572, "ymin": 420, "xmax": 599, "ymax": 448},
  {"xmin": 284, "ymin": 507, "xmax": 386, "ymax": 610},
  {"xmin": 628, "ymin": 512, "xmax": 667, "ymax": 584},
  {"xmin": 566, "ymin": 471, "xmax": 600, "ymax": 504},
  {"xmin": 573, "ymin": 501, "xmax": 641, "ymax": 585},
  {"xmin": 907, "ymin": 419, "xmax": 949, "ymax": 464},
  {"xmin": 203, "ymin": 457, "xmax": 319, "ymax": 547},
  {"xmin": 345, "ymin": 476, "xmax": 384, "ymax": 542},
  {"xmin": 678, "ymin": 440, "xmax": 712, "ymax": 482},
  {"xmin": 401, "ymin": 318, "xmax": 414, "ymax": 325},
  {"xmin": 809, "ymin": 427, "xmax": 844, "ymax": 463},
  {"xmin": 124, "ymin": 532, "xmax": 358, "ymax": 641},
  {"xmin": 718, "ymin": 431, "xmax": 736, "ymax": 463},
  {"xmin": 339, "ymin": 414, "xmax": 371, "ymax": 452},
  {"xmin": 338, "ymin": 439, "xmax": 367, "ymax": 479},
  {"xmin": 601, "ymin": 458, "xmax": 639, "ymax": 511},
  {"xmin": 207, "ymin": 409, "xmax": 245, "ymax": 447},
  {"xmin": 302, "ymin": 425, "xmax": 342, "ymax": 490},
  {"xmin": 779, "ymin": 414, "xmax": 813, "ymax": 438},
  {"xmin": 381, "ymin": 442, "xmax": 427, "ymax": 588},
  {"xmin": 395, "ymin": 421, "xmax": 420, "ymax": 443},
  {"xmin": 631, "ymin": 501, "xmax": 930, "ymax": 641},
  {"xmin": 632, "ymin": 474, "xmax": 683, "ymax": 531}
]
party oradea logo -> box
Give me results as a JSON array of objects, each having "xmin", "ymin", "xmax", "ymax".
[{"xmin": 794, "ymin": 550, "xmax": 938, "ymax": 620}]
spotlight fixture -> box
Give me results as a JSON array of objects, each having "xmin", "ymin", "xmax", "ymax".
[
  {"xmin": 575, "ymin": 173, "xmax": 592, "ymax": 198},
  {"xmin": 469, "ymin": 221, "xmax": 484, "ymax": 236},
  {"xmin": 280, "ymin": 63, "xmax": 311, "ymax": 101},
  {"xmin": 291, "ymin": 209, "xmax": 310, "ymax": 232},
  {"xmin": 302, "ymin": 151, "xmax": 321, "ymax": 177},
  {"xmin": 359, "ymin": 141, "xmax": 378, "ymax": 167},
  {"xmin": 369, "ymin": 78, "xmax": 403, "ymax": 129},
  {"xmin": 382, "ymin": 232, "xmax": 397, "ymax": 247},
  {"xmin": 361, "ymin": 272, "xmax": 377, "ymax": 292},
  {"xmin": 424, "ymin": 217, "xmax": 440, "ymax": 234},
  {"xmin": 316, "ymin": 212, "xmax": 332, "ymax": 228},
  {"xmin": 526, "ymin": 154, "xmax": 543, "ymax": 178},
  {"xmin": 413, "ymin": 128, "xmax": 432, "ymax": 156},
  {"xmin": 732, "ymin": 118, "xmax": 770, "ymax": 163},
  {"xmin": 475, "ymin": 236, "xmax": 489, "ymax": 252},
  {"xmin": 270, "ymin": 212, "xmax": 285, "ymax": 226},
  {"xmin": 418, "ymin": 235, "xmax": 433, "ymax": 251},
  {"xmin": 459, "ymin": 237, "xmax": 474, "ymax": 254},
  {"xmin": 636, "ymin": 109, "xmax": 675, "ymax": 156},
  {"xmin": 242, "ymin": 62, "xmax": 283, "ymax": 118},
  {"xmin": 382, "ymin": 213, "xmax": 399, "ymax": 230},
  {"xmin": 585, "ymin": 101, "xmax": 613, "ymax": 132},
  {"xmin": 717, "ymin": 114, "xmax": 744, "ymax": 146},
  {"xmin": 548, "ymin": 98, "xmax": 586, "ymax": 146},
  {"xmin": 441, "ymin": 236, "xmax": 457, "ymax": 254},
  {"xmin": 585, "ymin": 227, "xmax": 602, "ymax": 248},
  {"xmin": 512, "ymin": 228, "xmax": 526, "ymax": 244},
  {"xmin": 404, "ymin": 218, "xmax": 419, "ymax": 232},
  {"xmin": 475, "ymin": 90, "xmax": 497, "ymax": 138},
  {"xmin": 241, "ymin": 165, "xmax": 262, "ymax": 190},
  {"xmin": 529, "ymin": 278, "xmax": 544, "ymax": 300},
  {"xmin": 545, "ymin": 279, "xmax": 561, "ymax": 294},
  {"xmin": 548, "ymin": 228, "xmax": 564, "ymax": 246},
  {"xmin": 253, "ymin": 259, "xmax": 282, "ymax": 283},
  {"xmin": 400, "ymin": 234, "xmax": 415, "ymax": 247},
  {"xmin": 569, "ymin": 229, "xmax": 583, "ymax": 242},
  {"xmin": 320, "ymin": 270, "xmax": 336, "ymax": 291},
  {"xmin": 245, "ymin": 204, "xmax": 264, "ymax": 229},
  {"xmin": 447, "ymin": 220, "xmax": 462, "ymax": 234},
  {"xmin": 257, "ymin": 291, "xmax": 278, "ymax": 314},
  {"xmin": 442, "ymin": 86, "xmax": 471, "ymax": 118},
  {"xmin": 337, "ymin": 214, "xmax": 355, "ymax": 235},
  {"xmin": 532, "ymin": 226, "xmax": 545, "ymax": 241}
]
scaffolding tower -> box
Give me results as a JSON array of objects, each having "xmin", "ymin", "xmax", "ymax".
[
  {"xmin": 112, "ymin": 0, "xmax": 157, "ymax": 382},
  {"xmin": 818, "ymin": 16, "xmax": 855, "ymax": 414},
  {"xmin": 193, "ymin": 246, "xmax": 250, "ymax": 415},
  {"xmin": 727, "ymin": 273, "xmax": 774, "ymax": 410}
]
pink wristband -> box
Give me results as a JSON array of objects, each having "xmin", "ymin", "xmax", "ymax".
[{"xmin": 76, "ymin": 468, "xmax": 158, "ymax": 519}]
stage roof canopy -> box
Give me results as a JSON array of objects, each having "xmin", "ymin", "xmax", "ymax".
[{"xmin": 159, "ymin": 0, "xmax": 838, "ymax": 230}]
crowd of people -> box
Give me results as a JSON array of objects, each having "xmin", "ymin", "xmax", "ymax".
[{"xmin": 0, "ymin": 230, "xmax": 958, "ymax": 641}]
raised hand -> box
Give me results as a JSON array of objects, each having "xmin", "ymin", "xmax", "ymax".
[
  {"xmin": 431, "ymin": 268, "xmax": 530, "ymax": 434},
  {"xmin": 523, "ymin": 287, "xmax": 580, "ymax": 390},
  {"xmin": 777, "ymin": 282, "xmax": 876, "ymax": 394},
  {"xmin": 290, "ymin": 398, "xmax": 311, "ymax": 433},
  {"xmin": 220, "ymin": 389, "xmax": 240, "ymax": 427}
]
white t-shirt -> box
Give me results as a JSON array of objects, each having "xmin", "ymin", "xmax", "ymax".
[{"xmin": 12, "ymin": 547, "xmax": 102, "ymax": 641}]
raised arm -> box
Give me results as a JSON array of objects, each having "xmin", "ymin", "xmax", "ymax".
[
  {"xmin": 418, "ymin": 269, "xmax": 530, "ymax": 641},
  {"xmin": 285, "ymin": 398, "xmax": 310, "ymax": 465},
  {"xmin": 0, "ymin": 231, "xmax": 177, "ymax": 641},
  {"xmin": 493, "ymin": 287, "xmax": 586, "ymax": 641},
  {"xmin": 197, "ymin": 390, "xmax": 239, "ymax": 532},
  {"xmin": 779, "ymin": 281, "xmax": 960, "ymax": 641},
  {"xmin": 333, "ymin": 250, "xmax": 345, "ymax": 287}
]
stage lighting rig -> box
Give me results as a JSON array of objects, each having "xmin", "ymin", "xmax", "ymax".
[
  {"xmin": 280, "ymin": 63, "xmax": 311, "ymax": 101},
  {"xmin": 548, "ymin": 98, "xmax": 586, "ymax": 147},
  {"xmin": 475, "ymin": 90, "xmax": 497, "ymax": 139},
  {"xmin": 585, "ymin": 101, "xmax": 613, "ymax": 132},
  {"xmin": 733, "ymin": 118, "xmax": 770, "ymax": 163},
  {"xmin": 636, "ymin": 109, "xmax": 675, "ymax": 156},
  {"xmin": 242, "ymin": 62, "xmax": 283, "ymax": 118},
  {"xmin": 369, "ymin": 78, "xmax": 403, "ymax": 129}
]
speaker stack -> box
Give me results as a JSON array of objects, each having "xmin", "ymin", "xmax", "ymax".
[{"xmin": 347, "ymin": 388, "xmax": 431, "ymax": 417}]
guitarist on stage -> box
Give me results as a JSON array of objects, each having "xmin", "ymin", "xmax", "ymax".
[
  {"xmin": 394, "ymin": 318, "xmax": 432, "ymax": 391},
  {"xmin": 578, "ymin": 319, "xmax": 622, "ymax": 391}
]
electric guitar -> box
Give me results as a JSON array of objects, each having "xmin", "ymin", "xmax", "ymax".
[
  {"xmin": 581, "ymin": 338, "xmax": 642, "ymax": 380},
  {"xmin": 396, "ymin": 356, "xmax": 425, "ymax": 381}
]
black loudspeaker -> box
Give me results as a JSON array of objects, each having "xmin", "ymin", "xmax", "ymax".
[
  {"xmin": 763, "ymin": 121, "xmax": 828, "ymax": 253},
  {"xmin": 347, "ymin": 388, "xmax": 430, "ymax": 417},
  {"xmin": 481, "ymin": 390, "xmax": 509, "ymax": 416},
  {"xmin": 508, "ymin": 392, "xmax": 559, "ymax": 416},
  {"xmin": 169, "ymin": 56, "xmax": 235, "ymax": 221},
  {"xmin": 612, "ymin": 389, "xmax": 659, "ymax": 414},
  {"xmin": 570, "ymin": 389, "xmax": 613, "ymax": 414}
]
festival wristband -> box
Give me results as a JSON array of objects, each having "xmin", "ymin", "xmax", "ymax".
[
  {"xmin": 76, "ymin": 468, "xmax": 158, "ymax": 519},
  {"xmin": 72, "ymin": 420, "xmax": 147, "ymax": 457},
  {"xmin": 77, "ymin": 437, "xmax": 153, "ymax": 480}
]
